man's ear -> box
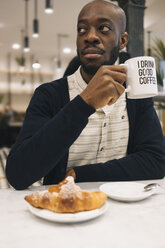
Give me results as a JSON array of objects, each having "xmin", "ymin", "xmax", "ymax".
[{"xmin": 119, "ymin": 32, "xmax": 128, "ymax": 50}]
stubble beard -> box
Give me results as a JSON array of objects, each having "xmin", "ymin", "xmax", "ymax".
[{"xmin": 77, "ymin": 44, "xmax": 120, "ymax": 76}]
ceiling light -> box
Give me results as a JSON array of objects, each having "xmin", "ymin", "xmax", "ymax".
[
  {"xmin": 147, "ymin": 30, "xmax": 151, "ymax": 56},
  {"xmin": 45, "ymin": 0, "xmax": 54, "ymax": 14},
  {"xmin": 24, "ymin": 36, "xmax": 30, "ymax": 52},
  {"xmin": 24, "ymin": 0, "xmax": 30, "ymax": 52},
  {"xmin": 12, "ymin": 43, "xmax": 21, "ymax": 50},
  {"xmin": 20, "ymin": 29, "xmax": 26, "ymax": 68},
  {"xmin": 45, "ymin": 8, "xmax": 53, "ymax": 14},
  {"xmin": 63, "ymin": 48, "xmax": 71, "ymax": 54},
  {"xmin": 33, "ymin": 19, "xmax": 39, "ymax": 38},
  {"xmin": 32, "ymin": 33, "xmax": 39, "ymax": 38},
  {"xmin": 32, "ymin": 61, "xmax": 41, "ymax": 69},
  {"xmin": 18, "ymin": 29, "xmax": 26, "ymax": 70},
  {"xmin": 24, "ymin": 48, "xmax": 30, "ymax": 53},
  {"xmin": 33, "ymin": 0, "xmax": 39, "ymax": 38}
]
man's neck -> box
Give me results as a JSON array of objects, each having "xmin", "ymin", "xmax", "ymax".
[{"xmin": 80, "ymin": 66, "xmax": 94, "ymax": 84}]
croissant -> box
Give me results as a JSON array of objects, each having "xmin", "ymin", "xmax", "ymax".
[{"xmin": 25, "ymin": 176, "xmax": 107, "ymax": 213}]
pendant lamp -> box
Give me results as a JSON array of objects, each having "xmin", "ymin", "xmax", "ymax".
[
  {"xmin": 33, "ymin": 0, "xmax": 39, "ymax": 38},
  {"xmin": 45, "ymin": 0, "xmax": 54, "ymax": 14},
  {"xmin": 24, "ymin": 0, "xmax": 30, "ymax": 52}
]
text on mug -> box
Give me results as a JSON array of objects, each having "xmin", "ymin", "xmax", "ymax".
[
  {"xmin": 137, "ymin": 60, "xmax": 156, "ymax": 85},
  {"xmin": 137, "ymin": 60, "xmax": 154, "ymax": 68}
]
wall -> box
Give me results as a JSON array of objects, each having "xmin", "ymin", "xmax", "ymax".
[{"xmin": 0, "ymin": 54, "xmax": 72, "ymax": 112}]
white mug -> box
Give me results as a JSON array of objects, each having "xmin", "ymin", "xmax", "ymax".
[{"xmin": 121, "ymin": 56, "xmax": 158, "ymax": 99}]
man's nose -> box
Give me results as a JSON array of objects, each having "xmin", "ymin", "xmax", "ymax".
[{"xmin": 85, "ymin": 28, "xmax": 100, "ymax": 44}]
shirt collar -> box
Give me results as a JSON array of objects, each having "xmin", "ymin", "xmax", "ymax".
[{"xmin": 74, "ymin": 67, "xmax": 87, "ymax": 91}]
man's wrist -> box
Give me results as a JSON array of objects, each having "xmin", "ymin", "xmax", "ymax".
[{"xmin": 65, "ymin": 169, "xmax": 76, "ymax": 180}]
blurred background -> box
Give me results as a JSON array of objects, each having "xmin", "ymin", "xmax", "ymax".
[{"xmin": 0, "ymin": 0, "xmax": 165, "ymax": 148}]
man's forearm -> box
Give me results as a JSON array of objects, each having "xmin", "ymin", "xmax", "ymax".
[
  {"xmin": 74, "ymin": 149, "xmax": 165, "ymax": 182},
  {"xmin": 6, "ymin": 94, "xmax": 94, "ymax": 190}
]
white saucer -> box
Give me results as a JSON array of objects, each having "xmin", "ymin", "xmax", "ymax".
[
  {"xmin": 27, "ymin": 202, "xmax": 108, "ymax": 223},
  {"xmin": 99, "ymin": 182, "xmax": 155, "ymax": 202}
]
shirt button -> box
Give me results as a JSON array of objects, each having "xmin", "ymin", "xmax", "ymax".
[
  {"xmin": 103, "ymin": 123, "xmax": 106, "ymax": 127},
  {"xmin": 121, "ymin": 115, "xmax": 125, "ymax": 119},
  {"xmin": 100, "ymin": 147, "xmax": 104, "ymax": 151}
]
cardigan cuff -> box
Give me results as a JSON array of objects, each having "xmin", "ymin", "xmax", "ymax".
[
  {"xmin": 74, "ymin": 163, "xmax": 102, "ymax": 182},
  {"xmin": 69, "ymin": 95, "xmax": 95, "ymax": 119}
]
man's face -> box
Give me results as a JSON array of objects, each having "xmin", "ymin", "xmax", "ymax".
[{"xmin": 76, "ymin": 2, "xmax": 122, "ymax": 75}]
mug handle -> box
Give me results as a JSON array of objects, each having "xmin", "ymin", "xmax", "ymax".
[
  {"xmin": 125, "ymin": 85, "xmax": 131, "ymax": 92},
  {"xmin": 120, "ymin": 64, "xmax": 130, "ymax": 92},
  {"xmin": 120, "ymin": 63, "xmax": 128, "ymax": 71}
]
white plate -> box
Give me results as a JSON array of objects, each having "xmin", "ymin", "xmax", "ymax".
[
  {"xmin": 27, "ymin": 203, "xmax": 108, "ymax": 223},
  {"xmin": 99, "ymin": 182, "xmax": 155, "ymax": 202}
]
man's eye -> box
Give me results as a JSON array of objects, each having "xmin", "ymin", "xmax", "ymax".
[
  {"xmin": 78, "ymin": 27, "xmax": 86, "ymax": 34},
  {"xmin": 100, "ymin": 25, "xmax": 111, "ymax": 32}
]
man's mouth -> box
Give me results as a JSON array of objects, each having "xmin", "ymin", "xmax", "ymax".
[{"xmin": 82, "ymin": 47, "xmax": 104, "ymax": 59}]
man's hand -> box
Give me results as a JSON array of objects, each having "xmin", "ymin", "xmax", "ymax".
[
  {"xmin": 65, "ymin": 169, "xmax": 76, "ymax": 180},
  {"xmin": 80, "ymin": 65, "xmax": 126, "ymax": 109}
]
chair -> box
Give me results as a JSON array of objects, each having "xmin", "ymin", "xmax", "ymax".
[{"xmin": 0, "ymin": 147, "xmax": 10, "ymax": 188}]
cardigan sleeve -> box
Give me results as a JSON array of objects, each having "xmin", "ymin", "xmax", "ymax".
[
  {"xmin": 6, "ymin": 82, "xmax": 95, "ymax": 190},
  {"xmin": 74, "ymin": 98, "xmax": 165, "ymax": 182}
]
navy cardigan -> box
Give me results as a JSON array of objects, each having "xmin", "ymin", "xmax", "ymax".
[{"xmin": 6, "ymin": 78, "xmax": 165, "ymax": 190}]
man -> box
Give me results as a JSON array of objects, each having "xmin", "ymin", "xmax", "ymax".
[{"xmin": 6, "ymin": 0, "xmax": 165, "ymax": 190}]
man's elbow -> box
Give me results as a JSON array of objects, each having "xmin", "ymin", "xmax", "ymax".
[
  {"xmin": 156, "ymin": 158, "xmax": 165, "ymax": 179},
  {"xmin": 5, "ymin": 158, "xmax": 29, "ymax": 190}
]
